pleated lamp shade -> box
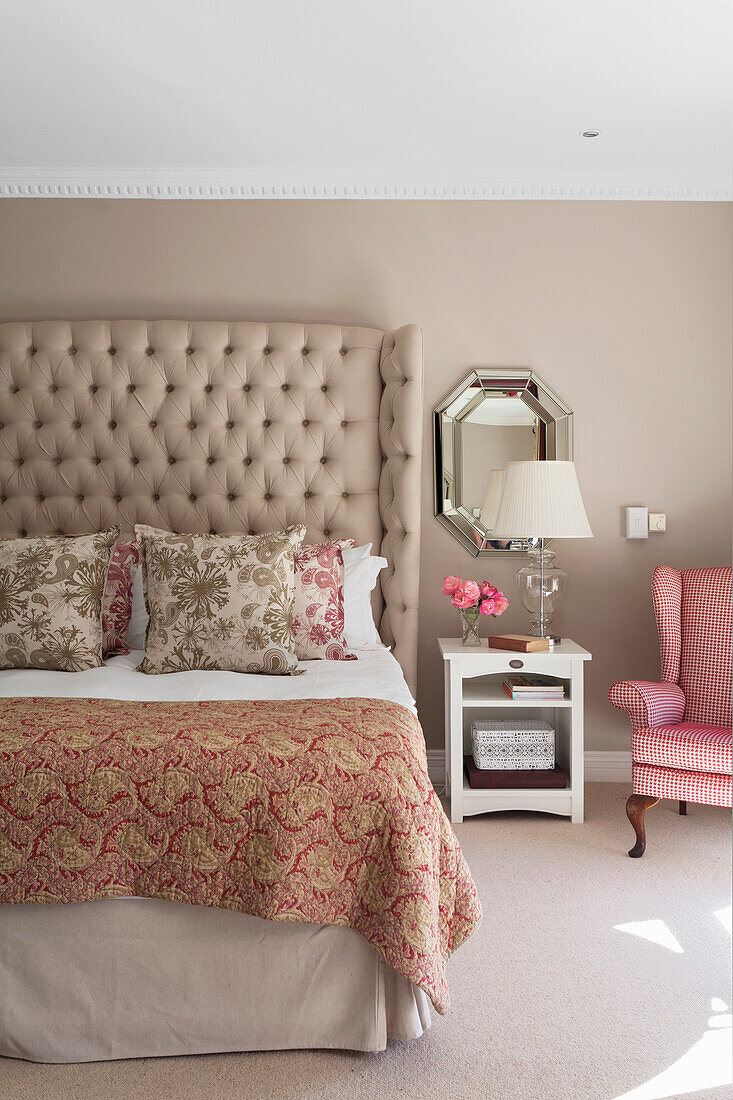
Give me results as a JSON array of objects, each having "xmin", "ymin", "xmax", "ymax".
[
  {"xmin": 492, "ymin": 461, "xmax": 593, "ymax": 539},
  {"xmin": 479, "ymin": 468, "xmax": 504, "ymax": 531}
]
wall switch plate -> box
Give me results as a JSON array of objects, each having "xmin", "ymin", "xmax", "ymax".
[
  {"xmin": 625, "ymin": 506, "xmax": 648, "ymax": 539},
  {"xmin": 649, "ymin": 512, "xmax": 666, "ymax": 532}
]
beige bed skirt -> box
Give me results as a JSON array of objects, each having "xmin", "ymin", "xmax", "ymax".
[{"xmin": 0, "ymin": 899, "xmax": 431, "ymax": 1063}]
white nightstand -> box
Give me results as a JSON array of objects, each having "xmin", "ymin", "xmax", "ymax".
[{"xmin": 439, "ymin": 638, "xmax": 592, "ymax": 824}]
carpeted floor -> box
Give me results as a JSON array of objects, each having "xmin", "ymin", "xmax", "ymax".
[{"xmin": 2, "ymin": 785, "xmax": 730, "ymax": 1100}]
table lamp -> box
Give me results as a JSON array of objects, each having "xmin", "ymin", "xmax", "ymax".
[{"xmin": 492, "ymin": 460, "xmax": 593, "ymax": 636}]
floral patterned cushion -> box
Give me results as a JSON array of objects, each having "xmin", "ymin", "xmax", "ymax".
[
  {"xmin": 101, "ymin": 540, "xmax": 139, "ymax": 658},
  {"xmin": 136, "ymin": 524, "xmax": 305, "ymax": 675},
  {"xmin": 292, "ymin": 540, "xmax": 356, "ymax": 660},
  {"xmin": 0, "ymin": 528, "xmax": 119, "ymax": 671}
]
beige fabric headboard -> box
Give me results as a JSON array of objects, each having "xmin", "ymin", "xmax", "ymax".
[{"xmin": 0, "ymin": 320, "xmax": 423, "ymax": 694}]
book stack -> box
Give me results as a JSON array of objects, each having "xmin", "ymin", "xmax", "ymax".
[{"xmin": 502, "ymin": 674, "xmax": 565, "ymax": 700}]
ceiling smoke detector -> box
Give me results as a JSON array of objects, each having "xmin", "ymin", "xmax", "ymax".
[{"xmin": 581, "ymin": 129, "xmax": 601, "ymax": 138}]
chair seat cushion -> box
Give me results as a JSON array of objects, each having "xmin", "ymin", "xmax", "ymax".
[
  {"xmin": 632, "ymin": 723, "xmax": 732, "ymax": 776},
  {"xmin": 632, "ymin": 762, "xmax": 732, "ymax": 808}
]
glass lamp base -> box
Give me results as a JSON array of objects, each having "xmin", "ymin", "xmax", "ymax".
[{"xmin": 516, "ymin": 549, "xmax": 567, "ymax": 637}]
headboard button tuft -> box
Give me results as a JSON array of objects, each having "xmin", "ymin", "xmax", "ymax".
[
  {"xmin": 149, "ymin": 420, "xmax": 157, "ymax": 429},
  {"xmin": 108, "ymin": 421, "xmax": 117, "ymax": 430},
  {"xmin": 224, "ymin": 346, "xmax": 233, "ymax": 355},
  {"xmin": 204, "ymin": 384, "xmax": 213, "ymax": 393},
  {"xmin": 127, "ymin": 384, "xmax": 136, "ymax": 394},
  {"xmin": 108, "ymin": 347, "xmax": 116, "ymax": 356},
  {"xmin": 226, "ymin": 421, "xmax": 234, "ymax": 430},
  {"xmin": 228, "ymin": 493, "xmax": 237, "ymax": 501},
  {"xmin": 73, "ymin": 421, "xmax": 81, "ymax": 430}
]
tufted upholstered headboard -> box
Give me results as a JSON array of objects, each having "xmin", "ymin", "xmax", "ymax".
[{"xmin": 0, "ymin": 320, "xmax": 423, "ymax": 694}]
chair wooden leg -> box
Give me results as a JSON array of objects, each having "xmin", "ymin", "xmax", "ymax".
[
  {"xmin": 679, "ymin": 800, "xmax": 687, "ymax": 815},
  {"xmin": 626, "ymin": 794, "xmax": 659, "ymax": 858}
]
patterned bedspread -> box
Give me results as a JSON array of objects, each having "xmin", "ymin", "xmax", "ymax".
[{"xmin": 0, "ymin": 696, "xmax": 481, "ymax": 1012}]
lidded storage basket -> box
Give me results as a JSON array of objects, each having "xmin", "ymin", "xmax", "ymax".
[{"xmin": 471, "ymin": 719, "xmax": 555, "ymax": 770}]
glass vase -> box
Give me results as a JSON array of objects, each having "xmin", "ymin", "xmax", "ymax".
[
  {"xmin": 459, "ymin": 607, "xmax": 482, "ymax": 647},
  {"xmin": 516, "ymin": 549, "xmax": 567, "ymax": 636}
]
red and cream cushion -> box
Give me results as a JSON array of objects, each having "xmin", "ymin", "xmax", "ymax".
[
  {"xmin": 632, "ymin": 762, "xmax": 732, "ymax": 809},
  {"xmin": 632, "ymin": 723, "xmax": 732, "ymax": 776},
  {"xmin": 679, "ymin": 567, "xmax": 732, "ymax": 726},
  {"xmin": 292, "ymin": 540, "xmax": 357, "ymax": 661},
  {"xmin": 101, "ymin": 540, "xmax": 139, "ymax": 658}
]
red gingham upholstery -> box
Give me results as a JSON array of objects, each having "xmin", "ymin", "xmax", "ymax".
[
  {"xmin": 632, "ymin": 724, "xmax": 732, "ymax": 776},
  {"xmin": 610, "ymin": 565, "xmax": 732, "ymax": 810},
  {"xmin": 679, "ymin": 568, "xmax": 732, "ymax": 726},
  {"xmin": 608, "ymin": 680, "xmax": 686, "ymax": 730},
  {"xmin": 652, "ymin": 565, "xmax": 683, "ymax": 682},
  {"xmin": 633, "ymin": 762, "xmax": 732, "ymax": 808}
]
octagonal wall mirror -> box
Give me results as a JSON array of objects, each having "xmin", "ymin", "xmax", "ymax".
[{"xmin": 434, "ymin": 368, "xmax": 573, "ymax": 556}]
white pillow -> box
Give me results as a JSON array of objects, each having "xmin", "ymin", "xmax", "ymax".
[{"xmin": 342, "ymin": 543, "xmax": 388, "ymax": 650}]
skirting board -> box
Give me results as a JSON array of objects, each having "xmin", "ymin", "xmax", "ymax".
[{"xmin": 427, "ymin": 750, "xmax": 631, "ymax": 787}]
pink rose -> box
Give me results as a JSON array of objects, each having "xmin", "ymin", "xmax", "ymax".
[
  {"xmin": 479, "ymin": 597, "xmax": 496, "ymax": 615},
  {"xmin": 451, "ymin": 593, "xmax": 474, "ymax": 609},
  {"xmin": 460, "ymin": 580, "xmax": 481, "ymax": 604},
  {"xmin": 495, "ymin": 596, "xmax": 509, "ymax": 615},
  {"xmin": 480, "ymin": 582, "xmax": 499, "ymax": 599},
  {"xmin": 442, "ymin": 575, "xmax": 462, "ymax": 596}
]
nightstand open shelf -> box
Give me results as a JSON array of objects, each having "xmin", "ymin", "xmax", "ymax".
[{"xmin": 439, "ymin": 638, "xmax": 592, "ymax": 824}]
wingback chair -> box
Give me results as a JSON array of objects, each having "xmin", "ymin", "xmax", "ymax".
[{"xmin": 609, "ymin": 566, "xmax": 732, "ymax": 857}]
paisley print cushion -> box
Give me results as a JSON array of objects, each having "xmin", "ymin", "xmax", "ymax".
[
  {"xmin": 136, "ymin": 524, "xmax": 305, "ymax": 675},
  {"xmin": 292, "ymin": 540, "xmax": 356, "ymax": 661},
  {"xmin": 101, "ymin": 540, "xmax": 139, "ymax": 658},
  {"xmin": 0, "ymin": 527, "xmax": 119, "ymax": 671},
  {"xmin": 0, "ymin": 695, "xmax": 482, "ymax": 1013}
]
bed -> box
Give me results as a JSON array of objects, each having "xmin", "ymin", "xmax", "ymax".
[{"xmin": 0, "ymin": 320, "xmax": 477, "ymax": 1062}]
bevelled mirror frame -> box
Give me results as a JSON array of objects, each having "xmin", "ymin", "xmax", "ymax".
[{"xmin": 434, "ymin": 368, "xmax": 573, "ymax": 556}]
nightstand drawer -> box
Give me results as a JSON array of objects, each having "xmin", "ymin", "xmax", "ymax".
[{"xmin": 474, "ymin": 654, "xmax": 573, "ymax": 680}]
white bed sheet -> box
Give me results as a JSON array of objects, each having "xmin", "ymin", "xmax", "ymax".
[{"xmin": 0, "ymin": 646, "xmax": 416, "ymax": 710}]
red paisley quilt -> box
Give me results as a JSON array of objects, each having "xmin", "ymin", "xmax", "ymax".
[{"xmin": 0, "ymin": 696, "xmax": 481, "ymax": 1012}]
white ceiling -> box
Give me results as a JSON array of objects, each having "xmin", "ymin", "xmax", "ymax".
[{"xmin": 1, "ymin": 0, "xmax": 732, "ymax": 199}]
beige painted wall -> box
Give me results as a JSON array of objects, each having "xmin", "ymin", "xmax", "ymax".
[{"xmin": 1, "ymin": 198, "xmax": 731, "ymax": 752}]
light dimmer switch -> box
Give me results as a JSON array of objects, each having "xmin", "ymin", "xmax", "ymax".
[{"xmin": 625, "ymin": 506, "xmax": 648, "ymax": 539}]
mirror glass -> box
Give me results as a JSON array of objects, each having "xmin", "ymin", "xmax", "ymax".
[{"xmin": 434, "ymin": 369, "xmax": 573, "ymax": 556}]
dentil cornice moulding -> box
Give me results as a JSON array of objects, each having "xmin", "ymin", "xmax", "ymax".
[{"xmin": 0, "ymin": 167, "xmax": 731, "ymax": 200}]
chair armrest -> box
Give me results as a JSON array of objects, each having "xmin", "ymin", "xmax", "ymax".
[{"xmin": 608, "ymin": 680, "xmax": 686, "ymax": 730}]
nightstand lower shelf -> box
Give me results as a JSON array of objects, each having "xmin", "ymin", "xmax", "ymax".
[{"xmin": 461, "ymin": 783, "xmax": 574, "ymax": 817}]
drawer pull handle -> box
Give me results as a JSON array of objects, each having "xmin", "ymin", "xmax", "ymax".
[{"xmin": 509, "ymin": 659, "xmax": 524, "ymax": 669}]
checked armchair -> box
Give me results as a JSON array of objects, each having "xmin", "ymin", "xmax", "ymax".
[{"xmin": 609, "ymin": 566, "xmax": 732, "ymax": 857}]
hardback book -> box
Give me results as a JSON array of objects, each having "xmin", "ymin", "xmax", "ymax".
[
  {"xmin": 464, "ymin": 757, "xmax": 567, "ymax": 789},
  {"xmin": 488, "ymin": 634, "xmax": 550, "ymax": 653},
  {"xmin": 503, "ymin": 675, "xmax": 564, "ymax": 699}
]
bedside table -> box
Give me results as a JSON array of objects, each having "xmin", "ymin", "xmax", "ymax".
[{"xmin": 439, "ymin": 638, "xmax": 592, "ymax": 824}]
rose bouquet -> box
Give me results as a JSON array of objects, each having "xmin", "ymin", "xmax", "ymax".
[{"xmin": 442, "ymin": 575, "xmax": 508, "ymax": 646}]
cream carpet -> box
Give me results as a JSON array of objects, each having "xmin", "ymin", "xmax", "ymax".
[{"xmin": 2, "ymin": 785, "xmax": 730, "ymax": 1100}]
